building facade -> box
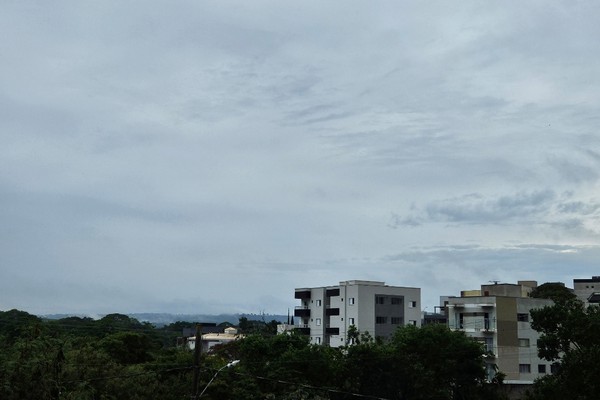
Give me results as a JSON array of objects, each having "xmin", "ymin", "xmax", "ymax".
[
  {"xmin": 573, "ymin": 276, "xmax": 600, "ymax": 305},
  {"xmin": 446, "ymin": 281, "xmax": 554, "ymax": 384},
  {"xmin": 294, "ymin": 280, "xmax": 421, "ymax": 347},
  {"xmin": 185, "ymin": 327, "xmax": 243, "ymax": 353}
]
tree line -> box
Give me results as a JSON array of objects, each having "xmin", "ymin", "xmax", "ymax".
[{"xmin": 0, "ymin": 309, "xmax": 503, "ymax": 399}]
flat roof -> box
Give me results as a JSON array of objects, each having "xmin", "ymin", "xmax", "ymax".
[{"xmin": 574, "ymin": 276, "xmax": 600, "ymax": 283}]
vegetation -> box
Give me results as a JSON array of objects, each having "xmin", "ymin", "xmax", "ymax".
[
  {"xmin": 527, "ymin": 299, "xmax": 600, "ymax": 400},
  {"xmin": 529, "ymin": 282, "xmax": 577, "ymax": 303},
  {"xmin": 0, "ymin": 309, "xmax": 506, "ymax": 400}
]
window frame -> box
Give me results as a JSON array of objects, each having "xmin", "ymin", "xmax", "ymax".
[{"xmin": 519, "ymin": 364, "xmax": 531, "ymax": 374}]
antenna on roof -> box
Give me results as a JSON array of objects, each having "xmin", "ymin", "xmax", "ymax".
[{"xmin": 489, "ymin": 280, "xmax": 500, "ymax": 285}]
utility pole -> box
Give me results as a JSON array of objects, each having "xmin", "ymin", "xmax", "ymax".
[{"xmin": 191, "ymin": 324, "xmax": 202, "ymax": 400}]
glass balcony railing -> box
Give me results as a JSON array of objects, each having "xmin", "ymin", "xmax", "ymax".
[{"xmin": 449, "ymin": 318, "xmax": 496, "ymax": 331}]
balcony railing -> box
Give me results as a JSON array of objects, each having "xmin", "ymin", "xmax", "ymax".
[{"xmin": 449, "ymin": 318, "xmax": 496, "ymax": 331}]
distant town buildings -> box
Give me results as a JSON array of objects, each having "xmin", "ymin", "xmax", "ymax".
[
  {"xmin": 294, "ymin": 280, "xmax": 421, "ymax": 347},
  {"xmin": 183, "ymin": 326, "xmax": 243, "ymax": 352}
]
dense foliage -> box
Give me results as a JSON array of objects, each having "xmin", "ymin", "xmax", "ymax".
[
  {"xmin": 529, "ymin": 282, "xmax": 576, "ymax": 303},
  {"xmin": 527, "ymin": 300, "xmax": 600, "ymax": 400},
  {"xmin": 0, "ymin": 309, "xmax": 505, "ymax": 400}
]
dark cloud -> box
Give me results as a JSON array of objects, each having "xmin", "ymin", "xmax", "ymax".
[{"xmin": 391, "ymin": 190, "xmax": 557, "ymax": 227}]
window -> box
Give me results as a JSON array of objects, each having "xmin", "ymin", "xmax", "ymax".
[
  {"xmin": 391, "ymin": 317, "xmax": 402, "ymax": 324},
  {"xmin": 551, "ymin": 363, "xmax": 560, "ymax": 374},
  {"xmin": 348, "ymin": 297, "xmax": 355, "ymax": 305},
  {"xmin": 517, "ymin": 313, "xmax": 529, "ymax": 322},
  {"xmin": 316, "ymin": 318, "xmax": 321, "ymax": 326},
  {"xmin": 376, "ymin": 296, "xmax": 385, "ymax": 305},
  {"xmin": 408, "ymin": 320, "xmax": 417, "ymax": 326},
  {"xmin": 519, "ymin": 364, "xmax": 531, "ymax": 373},
  {"xmin": 376, "ymin": 316, "xmax": 387, "ymax": 324},
  {"xmin": 484, "ymin": 337, "xmax": 493, "ymax": 353},
  {"xmin": 409, "ymin": 301, "xmax": 417, "ymax": 308},
  {"xmin": 391, "ymin": 297, "xmax": 402, "ymax": 305},
  {"xmin": 315, "ymin": 300, "xmax": 322, "ymax": 306},
  {"xmin": 348, "ymin": 318, "xmax": 355, "ymax": 325},
  {"xmin": 315, "ymin": 337, "xmax": 321, "ymax": 344},
  {"xmin": 538, "ymin": 364, "xmax": 546, "ymax": 374},
  {"xmin": 519, "ymin": 338, "xmax": 530, "ymax": 347}
]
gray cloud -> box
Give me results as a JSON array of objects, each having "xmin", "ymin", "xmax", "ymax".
[{"xmin": 391, "ymin": 190, "xmax": 557, "ymax": 227}]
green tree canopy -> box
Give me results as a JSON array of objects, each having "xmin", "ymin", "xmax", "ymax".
[
  {"xmin": 529, "ymin": 282, "xmax": 576, "ymax": 303},
  {"xmin": 528, "ymin": 300, "xmax": 600, "ymax": 400}
]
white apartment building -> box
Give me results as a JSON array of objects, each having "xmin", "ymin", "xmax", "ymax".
[
  {"xmin": 446, "ymin": 281, "xmax": 554, "ymax": 385},
  {"xmin": 294, "ymin": 280, "xmax": 421, "ymax": 347}
]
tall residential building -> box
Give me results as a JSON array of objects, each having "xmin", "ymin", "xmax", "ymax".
[
  {"xmin": 294, "ymin": 280, "xmax": 421, "ymax": 347},
  {"xmin": 573, "ymin": 276, "xmax": 600, "ymax": 305},
  {"xmin": 446, "ymin": 281, "xmax": 554, "ymax": 386}
]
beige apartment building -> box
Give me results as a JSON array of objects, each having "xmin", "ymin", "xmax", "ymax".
[{"xmin": 445, "ymin": 281, "xmax": 554, "ymax": 385}]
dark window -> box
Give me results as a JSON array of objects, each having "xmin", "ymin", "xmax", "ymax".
[
  {"xmin": 376, "ymin": 296, "xmax": 385, "ymax": 305},
  {"xmin": 376, "ymin": 316, "xmax": 387, "ymax": 324},
  {"xmin": 391, "ymin": 297, "xmax": 402, "ymax": 305},
  {"xmin": 519, "ymin": 364, "xmax": 531, "ymax": 373},
  {"xmin": 517, "ymin": 313, "xmax": 529, "ymax": 322},
  {"xmin": 391, "ymin": 317, "xmax": 402, "ymax": 324},
  {"xmin": 538, "ymin": 364, "xmax": 546, "ymax": 374}
]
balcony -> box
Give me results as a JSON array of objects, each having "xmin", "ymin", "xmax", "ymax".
[
  {"xmin": 294, "ymin": 325, "xmax": 310, "ymax": 335},
  {"xmin": 326, "ymin": 326, "xmax": 340, "ymax": 335},
  {"xmin": 325, "ymin": 307, "xmax": 340, "ymax": 316},
  {"xmin": 295, "ymin": 290, "xmax": 311, "ymax": 299},
  {"xmin": 326, "ymin": 288, "xmax": 340, "ymax": 297},
  {"xmin": 449, "ymin": 318, "xmax": 496, "ymax": 332},
  {"xmin": 294, "ymin": 306, "xmax": 311, "ymax": 318}
]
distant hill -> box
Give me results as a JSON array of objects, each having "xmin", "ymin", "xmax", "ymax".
[{"xmin": 41, "ymin": 312, "xmax": 290, "ymax": 327}]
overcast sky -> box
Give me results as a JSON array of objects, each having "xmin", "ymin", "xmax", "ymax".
[{"xmin": 2, "ymin": 1, "xmax": 600, "ymax": 316}]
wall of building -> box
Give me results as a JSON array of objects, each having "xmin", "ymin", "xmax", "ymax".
[
  {"xmin": 295, "ymin": 281, "xmax": 420, "ymax": 347},
  {"xmin": 573, "ymin": 276, "xmax": 600, "ymax": 305},
  {"xmin": 445, "ymin": 288, "xmax": 553, "ymax": 385}
]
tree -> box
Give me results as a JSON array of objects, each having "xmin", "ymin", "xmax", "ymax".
[
  {"xmin": 0, "ymin": 309, "xmax": 43, "ymax": 344},
  {"xmin": 99, "ymin": 332, "xmax": 158, "ymax": 364},
  {"xmin": 528, "ymin": 300, "xmax": 600, "ymax": 400},
  {"xmin": 387, "ymin": 324, "xmax": 489, "ymax": 400},
  {"xmin": 338, "ymin": 324, "xmax": 502, "ymax": 400},
  {"xmin": 529, "ymin": 282, "xmax": 576, "ymax": 303}
]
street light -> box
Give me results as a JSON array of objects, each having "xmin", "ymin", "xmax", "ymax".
[{"xmin": 197, "ymin": 360, "xmax": 240, "ymax": 398}]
